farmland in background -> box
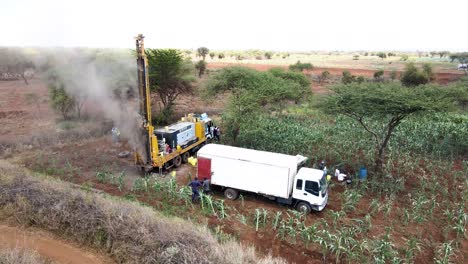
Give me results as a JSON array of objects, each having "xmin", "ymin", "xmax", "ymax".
[{"xmin": 0, "ymin": 47, "xmax": 466, "ymax": 263}]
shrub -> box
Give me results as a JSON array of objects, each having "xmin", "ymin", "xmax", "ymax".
[
  {"xmin": 377, "ymin": 52, "xmax": 387, "ymax": 59},
  {"xmin": 342, "ymin": 70, "xmax": 355, "ymax": 84},
  {"xmin": 401, "ymin": 63, "xmax": 430, "ymax": 87},
  {"xmin": 289, "ymin": 61, "xmax": 313, "ymax": 72},
  {"xmin": 373, "ymin": 70, "xmax": 384, "ymax": 81}
]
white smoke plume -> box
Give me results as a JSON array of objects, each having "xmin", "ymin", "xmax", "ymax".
[{"xmin": 38, "ymin": 48, "xmax": 145, "ymax": 154}]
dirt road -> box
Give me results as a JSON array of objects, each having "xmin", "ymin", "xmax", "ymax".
[{"xmin": 0, "ymin": 224, "xmax": 113, "ymax": 264}]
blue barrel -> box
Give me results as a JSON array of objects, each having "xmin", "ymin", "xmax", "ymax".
[{"xmin": 359, "ymin": 166, "xmax": 367, "ymax": 180}]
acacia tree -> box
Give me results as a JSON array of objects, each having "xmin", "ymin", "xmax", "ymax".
[
  {"xmin": 318, "ymin": 82, "xmax": 457, "ymax": 174},
  {"xmin": 146, "ymin": 49, "xmax": 195, "ymax": 121},
  {"xmin": 289, "ymin": 60, "xmax": 313, "ymax": 72},
  {"xmin": 195, "ymin": 60, "xmax": 207, "ymax": 77},
  {"xmin": 204, "ymin": 67, "xmax": 311, "ymax": 144},
  {"xmin": 48, "ymin": 74, "xmax": 76, "ymax": 120},
  {"xmin": 197, "ymin": 47, "xmax": 209, "ymax": 61},
  {"xmin": 401, "ymin": 63, "xmax": 432, "ymax": 87}
]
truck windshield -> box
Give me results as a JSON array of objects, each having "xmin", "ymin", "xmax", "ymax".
[
  {"xmin": 305, "ymin": 181, "xmax": 319, "ymax": 196},
  {"xmin": 320, "ymin": 175, "xmax": 327, "ymax": 197}
]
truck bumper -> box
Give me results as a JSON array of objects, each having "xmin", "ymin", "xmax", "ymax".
[{"xmin": 313, "ymin": 194, "xmax": 328, "ymax": 212}]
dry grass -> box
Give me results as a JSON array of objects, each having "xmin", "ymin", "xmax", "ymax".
[
  {"xmin": 0, "ymin": 160, "xmax": 285, "ymax": 264},
  {"xmin": 0, "ymin": 248, "xmax": 49, "ymax": 264},
  {"xmin": 0, "ymin": 120, "xmax": 109, "ymax": 158}
]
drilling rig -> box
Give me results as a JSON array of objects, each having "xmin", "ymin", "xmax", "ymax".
[{"xmin": 134, "ymin": 34, "xmax": 211, "ymax": 172}]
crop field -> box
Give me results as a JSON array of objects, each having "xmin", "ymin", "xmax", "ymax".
[{"xmin": 0, "ymin": 51, "xmax": 467, "ymax": 264}]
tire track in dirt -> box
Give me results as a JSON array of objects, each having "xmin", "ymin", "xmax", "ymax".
[{"xmin": 0, "ymin": 224, "xmax": 113, "ymax": 264}]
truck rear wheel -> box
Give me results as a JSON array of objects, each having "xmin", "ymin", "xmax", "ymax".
[
  {"xmin": 182, "ymin": 152, "xmax": 190, "ymax": 163},
  {"xmin": 173, "ymin": 156, "xmax": 182, "ymax": 167},
  {"xmin": 296, "ymin": 202, "xmax": 312, "ymax": 214},
  {"xmin": 224, "ymin": 188, "xmax": 239, "ymax": 200}
]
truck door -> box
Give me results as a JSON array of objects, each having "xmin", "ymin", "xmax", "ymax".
[
  {"xmin": 293, "ymin": 179, "xmax": 320, "ymax": 205},
  {"xmin": 197, "ymin": 157, "xmax": 212, "ymax": 180}
]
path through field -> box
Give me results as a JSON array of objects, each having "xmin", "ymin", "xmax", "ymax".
[{"xmin": 0, "ymin": 224, "xmax": 113, "ymax": 264}]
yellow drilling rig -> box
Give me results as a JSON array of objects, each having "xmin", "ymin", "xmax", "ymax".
[{"xmin": 134, "ymin": 34, "xmax": 212, "ymax": 172}]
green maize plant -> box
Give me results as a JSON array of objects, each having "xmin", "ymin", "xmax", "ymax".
[
  {"xmin": 272, "ymin": 211, "xmax": 282, "ymax": 230},
  {"xmin": 178, "ymin": 186, "xmax": 193, "ymax": 207},
  {"xmin": 369, "ymin": 198, "xmax": 381, "ymax": 216},
  {"xmin": 383, "ymin": 195, "xmax": 394, "ymax": 217},
  {"xmin": 199, "ymin": 191, "xmax": 206, "ymax": 211},
  {"xmin": 200, "ymin": 194, "xmax": 216, "ymax": 216},
  {"xmin": 152, "ymin": 180, "xmax": 162, "ymax": 192},
  {"xmin": 402, "ymin": 208, "xmax": 410, "ymax": 226},
  {"xmin": 116, "ymin": 172, "xmax": 125, "ymax": 192},
  {"xmin": 434, "ymin": 241, "xmax": 455, "ymax": 264},
  {"xmin": 214, "ymin": 200, "xmax": 228, "ymax": 219},
  {"xmin": 314, "ymin": 229, "xmax": 332, "ymax": 262},
  {"xmin": 285, "ymin": 225, "xmax": 297, "ymax": 244},
  {"xmin": 239, "ymin": 194, "xmax": 245, "ymax": 208},
  {"xmin": 329, "ymin": 210, "xmax": 346, "ymax": 230},
  {"xmin": 300, "ymin": 224, "xmax": 317, "ymax": 248},
  {"xmin": 95, "ymin": 171, "xmax": 107, "ymax": 183},
  {"xmin": 328, "ymin": 227, "xmax": 359, "ymax": 264},
  {"xmin": 254, "ymin": 209, "xmax": 261, "ymax": 231},
  {"xmin": 131, "ymin": 178, "xmax": 146, "ymax": 192},
  {"xmin": 261, "ymin": 209, "xmax": 268, "ymax": 226},
  {"xmin": 342, "ymin": 189, "xmax": 362, "ymax": 213},
  {"xmin": 411, "ymin": 193, "xmax": 430, "ymax": 223},
  {"xmin": 277, "ymin": 221, "xmax": 287, "ymax": 241},
  {"xmin": 168, "ymin": 179, "xmax": 178, "ymax": 198},
  {"xmin": 371, "ymin": 229, "xmax": 400, "ymax": 264},
  {"xmin": 404, "ymin": 236, "xmax": 421, "ymax": 262},
  {"xmin": 364, "ymin": 214, "xmax": 372, "ymax": 232},
  {"xmin": 453, "ymin": 207, "xmax": 467, "ymax": 239},
  {"xmin": 236, "ymin": 213, "xmax": 247, "ymax": 225}
]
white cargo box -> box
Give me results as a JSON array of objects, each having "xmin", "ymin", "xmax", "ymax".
[{"xmin": 197, "ymin": 144, "xmax": 307, "ymax": 199}]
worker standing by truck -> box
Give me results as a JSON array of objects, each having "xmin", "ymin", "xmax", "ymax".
[
  {"xmin": 202, "ymin": 177, "xmax": 211, "ymax": 195},
  {"xmin": 188, "ymin": 177, "xmax": 202, "ymax": 202},
  {"xmin": 214, "ymin": 126, "xmax": 220, "ymax": 141}
]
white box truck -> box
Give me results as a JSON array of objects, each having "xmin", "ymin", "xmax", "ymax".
[{"xmin": 197, "ymin": 144, "xmax": 328, "ymax": 213}]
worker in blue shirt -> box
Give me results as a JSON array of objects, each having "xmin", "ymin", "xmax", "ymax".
[{"xmin": 188, "ymin": 178, "xmax": 202, "ymax": 202}]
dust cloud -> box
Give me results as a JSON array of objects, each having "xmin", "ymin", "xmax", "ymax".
[{"xmin": 37, "ymin": 49, "xmax": 145, "ymax": 156}]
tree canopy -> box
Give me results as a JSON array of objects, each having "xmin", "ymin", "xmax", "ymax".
[
  {"xmin": 197, "ymin": 47, "xmax": 210, "ymax": 61},
  {"xmin": 204, "ymin": 66, "xmax": 311, "ymax": 144},
  {"xmin": 146, "ymin": 49, "xmax": 195, "ymax": 122},
  {"xmin": 400, "ymin": 63, "xmax": 433, "ymax": 87},
  {"xmin": 318, "ymin": 82, "xmax": 459, "ymax": 173}
]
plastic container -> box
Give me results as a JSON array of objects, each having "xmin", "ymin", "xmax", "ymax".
[{"xmin": 359, "ymin": 166, "xmax": 367, "ymax": 180}]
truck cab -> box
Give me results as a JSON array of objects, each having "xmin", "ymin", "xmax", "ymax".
[{"xmin": 292, "ymin": 168, "xmax": 328, "ymax": 213}]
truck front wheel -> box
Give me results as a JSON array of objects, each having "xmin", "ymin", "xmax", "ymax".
[
  {"xmin": 224, "ymin": 188, "xmax": 239, "ymax": 200},
  {"xmin": 296, "ymin": 202, "xmax": 311, "ymax": 214}
]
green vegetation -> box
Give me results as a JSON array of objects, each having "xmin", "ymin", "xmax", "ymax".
[
  {"xmin": 146, "ymin": 49, "xmax": 196, "ymax": 123},
  {"xmin": 373, "ymin": 69, "xmax": 384, "ymax": 81},
  {"xmin": 318, "ymin": 82, "xmax": 459, "ymax": 172},
  {"xmin": 204, "ymin": 66, "xmax": 311, "ymax": 144},
  {"xmin": 401, "ymin": 62, "xmax": 433, "ymax": 87},
  {"xmin": 377, "ymin": 52, "xmax": 387, "ymax": 59},
  {"xmin": 289, "ymin": 60, "xmax": 313, "ymax": 72},
  {"xmin": 195, "ymin": 60, "xmax": 207, "ymax": 77},
  {"xmin": 197, "ymin": 47, "xmax": 210, "ymax": 61},
  {"xmin": 48, "ymin": 74, "xmax": 76, "ymax": 120}
]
